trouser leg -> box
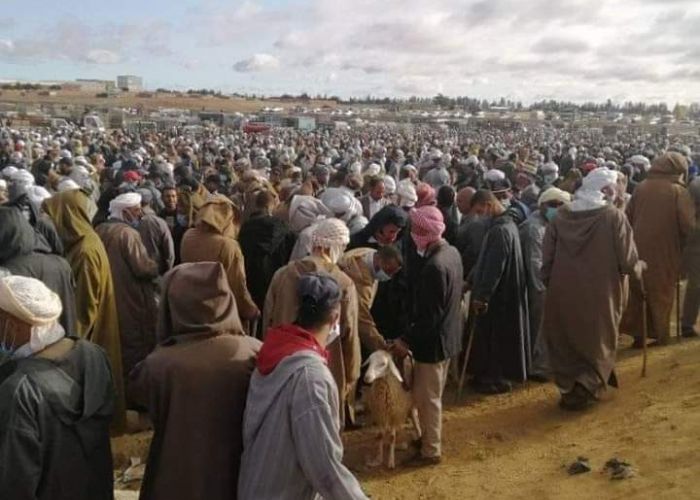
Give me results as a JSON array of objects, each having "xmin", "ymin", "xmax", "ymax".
[{"xmin": 412, "ymin": 360, "xmax": 449, "ymax": 458}]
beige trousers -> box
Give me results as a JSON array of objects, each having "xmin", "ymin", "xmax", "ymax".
[{"xmin": 412, "ymin": 360, "xmax": 450, "ymax": 458}]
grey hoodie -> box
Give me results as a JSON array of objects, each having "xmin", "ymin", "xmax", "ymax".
[{"xmin": 238, "ymin": 351, "xmax": 367, "ymax": 500}]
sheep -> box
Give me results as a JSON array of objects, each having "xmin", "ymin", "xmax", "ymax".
[{"xmin": 362, "ymin": 349, "xmax": 421, "ymax": 469}]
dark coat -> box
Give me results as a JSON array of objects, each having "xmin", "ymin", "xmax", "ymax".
[
  {"xmin": 469, "ymin": 214, "xmax": 530, "ymax": 382},
  {"xmin": 405, "ymin": 241, "xmax": 464, "ymax": 363},
  {"xmin": 0, "ymin": 207, "xmax": 78, "ymax": 334},
  {"xmin": 0, "ymin": 339, "xmax": 115, "ymax": 500},
  {"xmin": 456, "ymin": 215, "xmax": 488, "ymax": 281},
  {"xmin": 238, "ymin": 213, "xmax": 296, "ymax": 311}
]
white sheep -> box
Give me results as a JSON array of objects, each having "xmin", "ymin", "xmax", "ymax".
[{"xmin": 362, "ymin": 350, "xmax": 421, "ymax": 469}]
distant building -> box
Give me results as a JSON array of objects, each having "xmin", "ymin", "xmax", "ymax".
[
  {"xmin": 117, "ymin": 75, "xmax": 143, "ymax": 92},
  {"xmin": 560, "ymin": 107, "xmax": 579, "ymax": 123},
  {"xmin": 76, "ymin": 79, "xmax": 116, "ymax": 92}
]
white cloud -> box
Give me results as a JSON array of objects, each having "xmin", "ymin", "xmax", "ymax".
[
  {"xmin": 233, "ymin": 53, "xmax": 280, "ymax": 72},
  {"xmin": 84, "ymin": 49, "xmax": 120, "ymax": 64}
]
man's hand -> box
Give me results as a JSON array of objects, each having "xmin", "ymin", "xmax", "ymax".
[
  {"xmin": 472, "ymin": 300, "xmax": 489, "ymax": 315},
  {"xmin": 388, "ymin": 338, "xmax": 410, "ymax": 359},
  {"xmin": 634, "ymin": 260, "xmax": 648, "ymax": 281}
]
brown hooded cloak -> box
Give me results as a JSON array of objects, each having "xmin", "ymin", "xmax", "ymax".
[
  {"xmin": 180, "ymin": 195, "xmax": 258, "ymax": 320},
  {"xmin": 622, "ymin": 153, "xmax": 695, "ymax": 342},
  {"xmin": 131, "ymin": 262, "xmax": 260, "ymax": 500},
  {"xmin": 542, "ymin": 205, "xmax": 638, "ymax": 397}
]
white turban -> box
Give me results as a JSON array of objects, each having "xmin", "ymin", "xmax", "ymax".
[
  {"xmin": 581, "ymin": 168, "xmax": 618, "ymax": 193},
  {"xmin": 0, "ymin": 275, "xmax": 62, "ymax": 326},
  {"xmin": 289, "ymin": 195, "xmax": 332, "ymax": 233},
  {"xmin": 57, "ymin": 178, "xmax": 80, "ymax": 192},
  {"xmin": 383, "ymin": 176, "xmax": 396, "ymax": 194},
  {"xmin": 27, "ymin": 186, "xmax": 51, "ymax": 206},
  {"xmin": 484, "ymin": 169, "xmax": 506, "ymax": 182},
  {"xmin": 396, "ymin": 179, "xmax": 418, "ymax": 208},
  {"xmin": 10, "ymin": 169, "xmax": 34, "ymax": 187},
  {"xmin": 109, "ymin": 192, "xmax": 142, "ymax": 220},
  {"xmin": 349, "ymin": 162, "xmax": 362, "ymax": 176},
  {"xmin": 69, "ymin": 165, "xmax": 91, "ymax": 187},
  {"xmin": 0, "ymin": 275, "xmax": 65, "ymax": 356},
  {"xmin": 365, "ymin": 163, "xmax": 381, "ymax": 177},
  {"xmin": 311, "ymin": 218, "xmax": 350, "ymax": 249},
  {"xmin": 1, "ymin": 166, "xmax": 18, "ymax": 179},
  {"xmin": 320, "ymin": 188, "xmax": 362, "ymax": 223}
]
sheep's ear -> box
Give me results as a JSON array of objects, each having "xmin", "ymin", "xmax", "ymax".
[{"xmin": 388, "ymin": 360, "xmax": 404, "ymax": 383}]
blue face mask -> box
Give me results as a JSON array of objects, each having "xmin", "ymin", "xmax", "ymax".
[{"xmin": 545, "ymin": 206, "xmax": 558, "ymax": 222}]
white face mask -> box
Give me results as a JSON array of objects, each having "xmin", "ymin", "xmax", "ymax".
[{"xmin": 327, "ymin": 321, "xmax": 341, "ymax": 346}]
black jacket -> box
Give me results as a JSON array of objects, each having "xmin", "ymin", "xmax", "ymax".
[
  {"xmin": 405, "ymin": 241, "xmax": 464, "ymax": 363},
  {"xmin": 0, "ymin": 207, "xmax": 77, "ymax": 334},
  {"xmin": 0, "ymin": 339, "xmax": 115, "ymax": 500}
]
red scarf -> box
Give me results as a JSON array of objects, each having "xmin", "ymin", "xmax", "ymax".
[{"xmin": 257, "ymin": 324, "xmax": 329, "ymax": 375}]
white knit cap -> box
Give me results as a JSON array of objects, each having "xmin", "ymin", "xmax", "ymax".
[
  {"xmin": 109, "ymin": 192, "xmax": 142, "ymax": 220},
  {"xmin": 538, "ymin": 187, "xmax": 571, "ymax": 206},
  {"xmin": 311, "ymin": 218, "xmax": 350, "ymax": 249},
  {"xmin": 0, "ymin": 275, "xmax": 62, "ymax": 326}
]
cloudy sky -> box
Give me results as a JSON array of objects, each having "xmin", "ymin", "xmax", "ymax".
[{"xmin": 0, "ymin": 0, "xmax": 699, "ymax": 103}]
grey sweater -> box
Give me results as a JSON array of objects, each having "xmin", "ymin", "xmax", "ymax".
[{"xmin": 238, "ymin": 351, "xmax": 367, "ymax": 500}]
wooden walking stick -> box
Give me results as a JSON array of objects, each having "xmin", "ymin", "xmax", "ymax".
[
  {"xmin": 676, "ymin": 280, "xmax": 682, "ymax": 341},
  {"xmin": 455, "ymin": 314, "xmax": 478, "ymax": 403},
  {"xmin": 641, "ymin": 275, "xmax": 649, "ymax": 378}
]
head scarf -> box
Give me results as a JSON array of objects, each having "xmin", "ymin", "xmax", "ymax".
[
  {"xmin": 320, "ymin": 187, "xmax": 362, "ymax": 223},
  {"xmin": 289, "ymin": 195, "xmax": 332, "ymax": 232},
  {"xmin": 396, "ymin": 179, "xmax": 418, "ymax": 208},
  {"xmin": 570, "ymin": 167, "xmax": 618, "ymax": 212},
  {"xmin": 157, "ymin": 262, "xmax": 244, "ymax": 342},
  {"xmin": 410, "ymin": 205, "xmax": 445, "ymax": 249},
  {"xmin": 109, "ymin": 192, "xmax": 141, "ymax": 220},
  {"xmin": 415, "ymin": 182, "xmax": 436, "ymax": 207}
]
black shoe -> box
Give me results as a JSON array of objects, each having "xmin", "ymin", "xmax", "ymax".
[
  {"xmin": 404, "ymin": 454, "xmax": 441, "ymax": 467},
  {"xmin": 410, "ymin": 438, "xmax": 422, "ymax": 450},
  {"xmin": 528, "ymin": 373, "xmax": 551, "ymax": 383},
  {"xmin": 559, "ymin": 384, "xmax": 595, "ymax": 412},
  {"xmin": 631, "ymin": 337, "xmax": 645, "ymax": 349},
  {"xmin": 471, "ymin": 379, "xmax": 512, "ymax": 395},
  {"xmin": 682, "ymin": 329, "xmax": 700, "ymax": 339}
]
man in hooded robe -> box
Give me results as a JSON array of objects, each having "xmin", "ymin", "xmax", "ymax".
[
  {"xmin": 43, "ymin": 189, "xmax": 126, "ymax": 433},
  {"xmin": 622, "ymin": 153, "xmax": 695, "ymax": 346},
  {"xmin": 263, "ymin": 218, "xmax": 360, "ymax": 427},
  {"xmin": 543, "ymin": 168, "xmax": 640, "ymax": 410},
  {"xmin": 96, "ymin": 193, "xmax": 159, "ymax": 396},
  {"xmin": 181, "ymin": 195, "xmax": 260, "ymax": 322},
  {"xmin": 0, "ymin": 207, "xmax": 77, "ymax": 334},
  {"xmin": 239, "ymin": 190, "xmax": 296, "ymax": 334},
  {"xmin": 131, "ymin": 262, "xmax": 261, "ymax": 500},
  {"xmin": 0, "ymin": 276, "xmax": 115, "ymax": 500}
]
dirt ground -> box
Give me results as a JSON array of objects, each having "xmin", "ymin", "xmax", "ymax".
[
  {"xmin": 0, "ymin": 89, "xmax": 337, "ymax": 114},
  {"xmin": 113, "ymin": 336, "xmax": 700, "ymax": 499}
]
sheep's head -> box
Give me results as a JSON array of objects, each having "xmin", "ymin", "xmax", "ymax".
[{"xmin": 363, "ymin": 350, "xmax": 403, "ymax": 384}]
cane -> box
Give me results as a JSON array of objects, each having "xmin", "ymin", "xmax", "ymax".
[
  {"xmin": 641, "ymin": 274, "xmax": 649, "ymax": 378},
  {"xmin": 455, "ymin": 314, "xmax": 478, "ymax": 403},
  {"xmin": 676, "ymin": 280, "xmax": 682, "ymax": 341}
]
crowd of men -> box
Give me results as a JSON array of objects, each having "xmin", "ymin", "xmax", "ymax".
[{"xmin": 0, "ymin": 120, "xmax": 698, "ymax": 499}]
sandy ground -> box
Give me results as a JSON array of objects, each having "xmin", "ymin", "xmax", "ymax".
[
  {"xmin": 0, "ymin": 89, "xmax": 337, "ymax": 114},
  {"xmin": 113, "ymin": 336, "xmax": 700, "ymax": 499}
]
